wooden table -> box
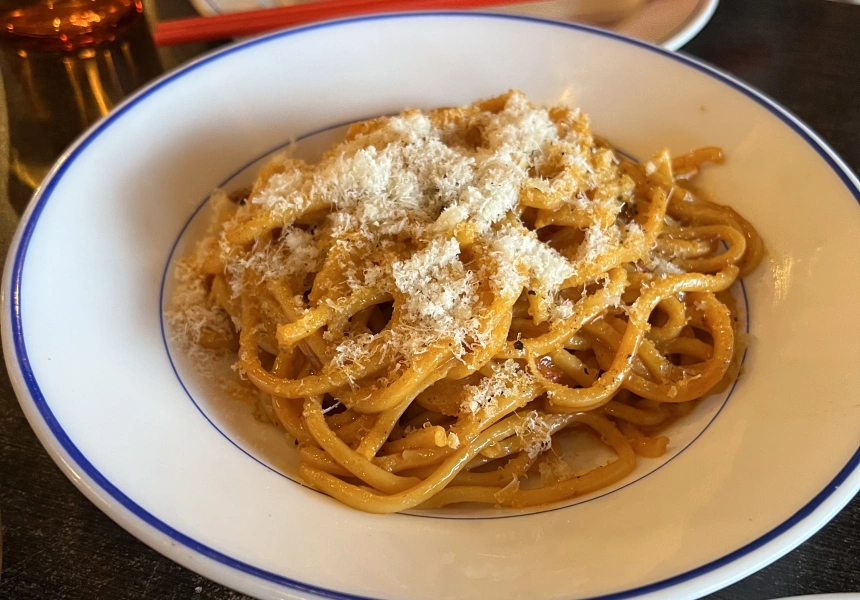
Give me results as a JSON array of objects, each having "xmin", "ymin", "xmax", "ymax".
[{"xmin": 0, "ymin": 0, "xmax": 858, "ymax": 597}]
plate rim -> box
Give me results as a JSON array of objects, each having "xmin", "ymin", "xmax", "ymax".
[
  {"xmin": 3, "ymin": 12, "xmax": 859, "ymax": 600},
  {"xmin": 657, "ymin": 0, "xmax": 720, "ymax": 50}
]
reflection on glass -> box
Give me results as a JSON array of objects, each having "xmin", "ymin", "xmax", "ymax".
[{"xmin": 0, "ymin": 0, "xmax": 162, "ymax": 204}]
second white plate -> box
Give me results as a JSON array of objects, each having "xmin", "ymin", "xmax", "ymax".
[{"xmin": 187, "ymin": 0, "xmax": 720, "ymax": 50}]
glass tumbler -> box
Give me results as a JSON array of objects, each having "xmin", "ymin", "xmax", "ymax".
[{"xmin": 0, "ymin": 0, "xmax": 162, "ymax": 201}]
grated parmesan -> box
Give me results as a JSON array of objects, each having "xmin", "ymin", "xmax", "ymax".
[
  {"xmin": 220, "ymin": 226, "xmax": 321, "ymax": 298},
  {"xmin": 538, "ymin": 454, "xmax": 574, "ymax": 485},
  {"xmin": 549, "ymin": 299, "xmax": 576, "ymax": 322},
  {"xmin": 251, "ymin": 161, "xmax": 309, "ymax": 214},
  {"xmin": 390, "ymin": 237, "xmax": 484, "ymax": 359},
  {"xmin": 167, "ymin": 260, "xmax": 234, "ymax": 353},
  {"xmin": 460, "ymin": 360, "xmax": 534, "ymax": 416},
  {"xmin": 173, "ymin": 90, "xmax": 648, "ymax": 376},
  {"xmin": 490, "ymin": 224, "xmax": 575, "ymax": 295},
  {"xmin": 644, "ymin": 253, "xmax": 687, "ymax": 276},
  {"xmin": 514, "ymin": 410, "xmax": 554, "ymax": 459}
]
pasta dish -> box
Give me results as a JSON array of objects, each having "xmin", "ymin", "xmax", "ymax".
[{"xmin": 168, "ymin": 90, "xmax": 764, "ymax": 514}]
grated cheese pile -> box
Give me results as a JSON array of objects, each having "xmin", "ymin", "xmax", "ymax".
[
  {"xmin": 221, "ymin": 226, "xmax": 322, "ymax": 299},
  {"xmin": 460, "ymin": 360, "xmax": 534, "ymax": 416},
  {"xmin": 169, "ymin": 261, "xmax": 234, "ymax": 352},
  {"xmin": 514, "ymin": 411, "xmax": 555, "ymax": 459},
  {"xmin": 170, "ymin": 89, "xmax": 643, "ymax": 393}
]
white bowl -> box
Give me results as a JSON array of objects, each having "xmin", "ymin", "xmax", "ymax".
[{"xmin": 3, "ymin": 13, "xmax": 859, "ymax": 600}]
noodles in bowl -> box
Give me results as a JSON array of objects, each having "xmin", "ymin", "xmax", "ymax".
[{"xmin": 167, "ymin": 90, "xmax": 764, "ymax": 514}]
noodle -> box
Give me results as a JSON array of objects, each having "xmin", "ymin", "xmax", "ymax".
[{"xmin": 168, "ymin": 91, "xmax": 763, "ymax": 514}]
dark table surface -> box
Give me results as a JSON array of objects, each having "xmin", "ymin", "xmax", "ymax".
[{"xmin": 1, "ymin": 0, "xmax": 859, "ymax": 598}]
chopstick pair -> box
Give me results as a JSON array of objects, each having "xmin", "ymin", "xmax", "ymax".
[{"xmin": 154, "ymin": 0, "xmax": 548, "ymax": 47}]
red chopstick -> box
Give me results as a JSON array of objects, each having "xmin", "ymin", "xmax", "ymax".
[{"xmin": 153, "ymin": 0, "xmax": 546, "ymax": 46}]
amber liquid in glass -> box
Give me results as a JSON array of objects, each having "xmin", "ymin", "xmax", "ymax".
[{"xmin": 0, "ymin": 0, "xmax": 161, "ymax": 205}]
